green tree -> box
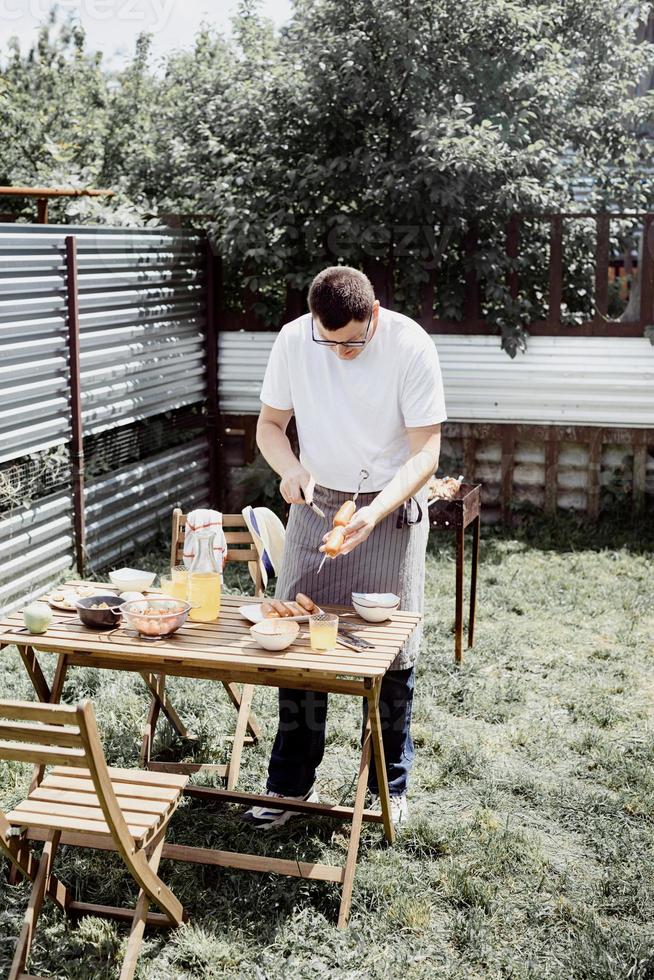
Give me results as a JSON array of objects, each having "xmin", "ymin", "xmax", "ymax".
[
  {"xmin": 206, "ymin": 0, "xmax": 654, "ymax": 349},
  {"xmin": 2, "ymin": 1, "xmax": 654, "ymax": 349}
]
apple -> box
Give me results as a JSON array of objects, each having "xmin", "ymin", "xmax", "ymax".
[{"xmin": 23, "ymin": 602, "xmax": 53, "ymax": 634}]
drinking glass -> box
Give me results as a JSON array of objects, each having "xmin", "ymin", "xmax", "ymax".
[
  {"xmin": 161, "ymin": 565, "xmax": 188, "ymax": 602},
  {"xmin": 309, "ymin": 613, "xmax": 339, "ymax": 651}
]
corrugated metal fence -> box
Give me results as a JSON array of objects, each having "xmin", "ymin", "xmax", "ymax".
[
  {"xmin": 218, "ymin": 329, "xmax": 654, "ymax": 522},
  {"xmin": 0, "ymin": 223, "xmax": 212, "ymax": 613},
  {"xmin": 218, "ymin": 330, "xmax": 654, "ymax": 426}
]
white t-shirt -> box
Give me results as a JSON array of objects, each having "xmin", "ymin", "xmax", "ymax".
[{"xmin": 259, "ymin": 307, "xmax": 447, "ymax": 492}]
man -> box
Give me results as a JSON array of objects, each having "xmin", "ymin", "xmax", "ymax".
[{"xmin": 244, "ymin": 266, "xmax": 447, "ymax": 829}]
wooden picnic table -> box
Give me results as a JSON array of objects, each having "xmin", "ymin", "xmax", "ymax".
[{"xmin": 0, "ymin": 584, "xmax": 421, "ymax": 928}]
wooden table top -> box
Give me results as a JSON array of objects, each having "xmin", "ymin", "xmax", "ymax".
[{"xmin": 0, "ymin": 583, "xmax": 421, "ymax": 688}]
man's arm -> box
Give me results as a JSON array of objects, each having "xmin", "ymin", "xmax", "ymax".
[
  {"xmin": 256, "ymin": 403, "xmax": 312, "ymax": 504},
  {"xmin": 368, "ymin": 424, "xmax": 441, "ymax": 524},
  {"xmin": 321, "ymin": 424, "xmax": 441, "ymax": 556}
]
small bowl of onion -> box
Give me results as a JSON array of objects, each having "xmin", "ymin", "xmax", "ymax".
[
  {"xmin": 121, "ymin": 598, "xmax": 191, "ymax": 640},
  {"xmin": 76, "ymin": 595, "xmax": 126, "ymax": 629}
]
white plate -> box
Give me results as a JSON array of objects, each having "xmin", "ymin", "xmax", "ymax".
[
  {"xmin": 239, "ymin": 603, "xmax": 323, "ymax": 624},
  {"xmin": 48, "ymin": 588, "xmax": 117, "ymax": 612}
]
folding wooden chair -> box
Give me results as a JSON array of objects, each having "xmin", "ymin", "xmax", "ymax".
[
  {"xmin": 0, "ymin": 698, "xmax": 187, "ymax": 980},
  {"xmin": 139, "ymin": 509, "xmax": 264, "ymax": 789}
]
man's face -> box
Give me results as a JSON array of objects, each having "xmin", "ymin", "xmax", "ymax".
[{"xmin": 314, "ymin": 302, "xmax": 380, "ymax": 360}]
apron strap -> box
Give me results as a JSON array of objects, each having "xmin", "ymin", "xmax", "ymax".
[{"xmin": 395, "ymin": 497, "xmax": 423, "ymax": 528}]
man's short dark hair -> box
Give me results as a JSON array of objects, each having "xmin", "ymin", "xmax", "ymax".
[{"xmin": 308, "ymin": 266, "xmax": 375, "ymax": 331}]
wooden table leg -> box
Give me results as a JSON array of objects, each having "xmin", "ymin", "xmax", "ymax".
[
  {"xmin": 18, "ymin": 645, "xmax": 51, "ymax": 703},
  {"xmin": 140, "ymin": 673, "xmax": 195, "ymax": 740},
  {"xmin": 225, "ymin": 683, "xmax": 254, "ymax": 790},
  {"xmin": 337, "ymin": 719, "xmax": 372, "ymax": 929},
  {"xmin": 468, "ymin": 515, "xmax": 480, "ymax": 648},
  {"xmin": 25, "ymin": 651, "xmax": 69, "ymax": 793},
  {"xmin": 139, "ymin": 674, "xmax": 253, "ymax": 781},
  {"xmin": 139, "ymin": 677, "xmax": 162, "ymax": 768},
  {"xmin": 366, "ymin": 683, "xmax": 395, "ymax": 845},
  {"xmin": 455, "ymin": 525, "xmax": 464, "ymax": 663},
  {"xmin": 223, "ymin": 681, "xmax": 261, "ymax": 741}
]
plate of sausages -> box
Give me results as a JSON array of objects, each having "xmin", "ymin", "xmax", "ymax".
[{"xmin": 239, "ymin": 592, "xmax": 323, "ymax": 624}]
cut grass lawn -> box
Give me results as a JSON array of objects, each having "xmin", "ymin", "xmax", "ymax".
[{"xmin": 1, "ymin": 512, "xmax": 653, "ymax": 978}]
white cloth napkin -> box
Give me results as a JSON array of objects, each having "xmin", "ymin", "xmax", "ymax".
[{"xmin": 183, "ymin": 509, "xmax": 227, "ymax": 572}]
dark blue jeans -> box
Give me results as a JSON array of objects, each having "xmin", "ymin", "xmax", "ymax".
[{"xmin": 266, "ymin": 668, "xmax": 415, "ymax": 798}]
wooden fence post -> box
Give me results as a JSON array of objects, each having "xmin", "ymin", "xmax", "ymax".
[
  {"xmin": 500, "ymin": 426, "xmax": 515, "ymax": 524},
  {"xmin": 205, "ymin": 240, "xmax": 222, "ymax": 510},
  {"xmin": 594, "ymin": 214, "xmax": 610, "ymax": 322},
  {"xmin": 463, "ymin": 222, "xmax": 480, "ymax": 322},
  {"xmin": 65, "ymin": 236, "xmax": 85, "ymax": 576},
  {"xmin": 548, "ymin": 215, "xmax": 563, "ymax": 326},
  {"xmin": 587, "ymin": 428, "xmax": 603, "ymax": 520},
  {"xmin": 639, "ymin": 214, "xmax": 654, "ymax": 328},
  {"xmin": 544, "ymin": 428, "xmax": 559, "ymax": 516},
  {"xmin": 506, "ymin": 215, "xmax": 520, "ymax": 300}
]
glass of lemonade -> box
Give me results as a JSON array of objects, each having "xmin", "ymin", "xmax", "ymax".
[
  {"xmin": 309, "ymin": 613, "xmax": 339, "ymax": 651},
  {"xmin": 161, "ymin": 565, "xmax": 188, "ymax": 602}
]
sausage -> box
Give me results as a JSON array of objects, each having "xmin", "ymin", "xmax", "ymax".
[
  {"xmin": 333, "ymin": 500, "xmax": 356, "ymax": 527},
  {"xmin": 284, "ymin": 601, "xmax": 306, "ymax": 617},
  {"xmin": 295, "ymin": 592, "xmax": 317, "ymax": 613},
  {"xmin": 323, "ymin": 525, "xmax": 346, "ymax": 558},
  {"xmin": 261, "ymin": 600, "xmax": 280, "ymax": 619},
  {"xmin": 271, "ymin": 599, "xmax": 294, "ymax": 618}
]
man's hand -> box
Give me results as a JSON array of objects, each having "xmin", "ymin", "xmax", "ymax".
[
  {"xmin": 280, "ymin": 464, "xmax": 312, "ymax": 505},
  {"xmin": 319, "ymin": 505, "xmax": 378, "ymax": 557}
]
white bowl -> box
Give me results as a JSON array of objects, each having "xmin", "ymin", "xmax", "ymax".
[
  {"xmin": 351, "ymin": 592, "xmax": 400, "ymax": 608},
  {"xmin": 352, "ymin": 594, "xmax": 400, "ymax": 623},
  {"xmin": 250, "ymin": 619, "xmax": 300, "ymax": 651},
  {"xmin": 109, "ymin": 567, "xmax": 156, "ymax": 593}
]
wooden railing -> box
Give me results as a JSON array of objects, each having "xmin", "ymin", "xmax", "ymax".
[{"xmin": 216, "ymin": 212, "xmax": 654, "ymax": 338}]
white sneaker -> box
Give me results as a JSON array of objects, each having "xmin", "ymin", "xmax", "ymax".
[
  {"xmin": 370, "ymin": 792, "xmax": 409, "ymax": 826},
  {"xmin": 241, "ymin": 786, "xmax": 318, "ymax": 830}
]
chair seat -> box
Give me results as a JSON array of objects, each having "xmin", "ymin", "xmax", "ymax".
[{"xmin": 7, "ymin": 765, "xmax": 188, "ymax": 847}]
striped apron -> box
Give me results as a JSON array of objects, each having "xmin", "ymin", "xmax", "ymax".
[{"xmin": 275, "ymin": 484, "xmax": 429, "ymax": 669}]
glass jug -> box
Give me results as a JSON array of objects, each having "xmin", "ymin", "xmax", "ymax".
[{"xmin": 188, "ymin": 529, "xmax": 222, "ymax": 622}]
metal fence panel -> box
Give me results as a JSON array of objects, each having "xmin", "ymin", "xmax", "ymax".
[
  {"xmin": 218, "ymin": 330, "xmax": 654, "ymax": 427},
  {"xmin": 84, "ymin": 438, "xmax": 210, "ymax": 570},
  {"xmin": 0, "ymin": 222, "xmax": 207, "ymax": 462},
  {"xmin": 0, "ymin": 228, "xmax": 69, "ymax": 461},
  {"xmin": 0, "ymin": 489, "xmax": 74, "ymax": 612}
]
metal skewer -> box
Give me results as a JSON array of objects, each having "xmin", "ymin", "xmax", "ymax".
[{"xmin": 352, "ymin": 468, "xmax": 369, "ymax": 503}]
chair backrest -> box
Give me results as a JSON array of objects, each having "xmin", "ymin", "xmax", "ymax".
[
  {"xmin": 0, "ymin": 699, "xmax": 136, "ymax": 855},
  {"xmin": 0, "ymin": 700, "xmax": 86, "ymax": 768},
  {"xmin": 170, "ymin": 508, "xmax": 264, "ymax": 596}
]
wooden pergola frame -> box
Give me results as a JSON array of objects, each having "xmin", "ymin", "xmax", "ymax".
[{"xmin": 0, "ymin": 185, "xmax": 114, "ymax": 223}]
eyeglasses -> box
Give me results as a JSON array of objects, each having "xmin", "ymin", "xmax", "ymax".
[{"xmin": 310, "ymin": 310, "xmax": 373, "ymax": 349}]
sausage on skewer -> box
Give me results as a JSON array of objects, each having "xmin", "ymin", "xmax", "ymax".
[
  {"xmin": 322, "ymin": 525, "xmax": 347, "ymax": 558},
  {"xmin": 333, "ymin": 499, "xmax": 356, "ymax": 527},
  {"xmin": 317, "ymin": 470, "xmax": 368, "ymax": 573}
]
